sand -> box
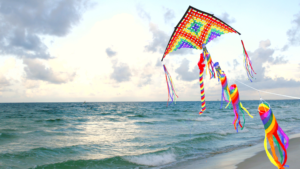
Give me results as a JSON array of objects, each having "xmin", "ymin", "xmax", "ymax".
[
  {"xmin": 163, "ymin": 133, "xmax": 300, "ymax": 169},
  {"xmin": 236, "ymin": 136, "xmax": 300, "ymax": 169}
]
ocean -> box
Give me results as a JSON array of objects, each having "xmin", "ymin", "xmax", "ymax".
[{"xmin": 0, "ymin": 100, "xmax": 299, "ymax": 169}]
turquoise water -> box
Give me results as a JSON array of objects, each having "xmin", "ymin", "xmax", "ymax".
[{"xmin": 0, "ymin": 100, "xmax": 299, "ymax": 169}]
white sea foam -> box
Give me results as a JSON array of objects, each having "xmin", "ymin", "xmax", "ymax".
[
  {"xmin": 194, "ymin": 117, "xmax": 213, "ymax": 121},
  {"xmin": 217, "ymin": 130, "xmax": 230, "ymax": 135},
  {"xmin": 124, "ymin": 152, "xmax": 176, "ymax": 166}
]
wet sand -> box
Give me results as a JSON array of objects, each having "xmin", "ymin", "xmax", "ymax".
[
  {"xmin": 164, "ymin": 133, "xmax": 300, "ymax": 169},
  {"xmin": 236, "ymin": 137, "xmax": 300, "ymax": 169}
]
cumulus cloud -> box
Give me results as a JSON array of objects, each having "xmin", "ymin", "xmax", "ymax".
[
  {"xmin": 233, "ymin": 59, "xmax": 239, "ymax": 70},
  {"xmin": 23, "ymin": 58, "xmax": 76, "ymax": 84},
  {"xmin": 106, "ymin": 48, "xmax": 117, "ymax": 57},
  {"xmin": 136, "ymin": 4, "xmax": 151, "ymax": 21},
  {"xmin": 287, "ymin": 11, "xmax": 300, "ymax": 45},
  {"xmin": 282, "ymin": 9, "xmax": 300, "ymax": 51},
  {"xmin": 0, "ymin": 0, "xmax": 92, "ymax": 59},
  {"xmin": 138, "ymin": 74, "xmax": 152, "ymax": 87},
  {"xmin": 110, "ymin": 62, "xmax": 132, "ymax": 82},
  {"xmin": 175, "ymin": 58, "xmax": 198, "ymax": 81},
  {"xmin": 156, "ymin": 59, "xmax": 162, "ymax": 67},
  {"xmin": 0, "ymin": 75, "xmax": 10, "ymax": 86},
  {"xmin": 163, "ymin": 8, "xmax": 175, "ymax": 23},
  {"xmin": 236, "ymin": 40, "xmax": 299, "ymax": 89},
  {"xmin": 217, "ymin": 12, "xmax": 236, "ymax": 24}
]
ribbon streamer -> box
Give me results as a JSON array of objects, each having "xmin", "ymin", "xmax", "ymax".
[
  {"xmin": 228, "ymin": 84, "xmax": 253, "ymax": 132},
  {"xmin": 198, "ymin": 53, "xmax": 206, "ymax": 114},
  {"xmin": 258, "ymin": 102, "xmax": 289, "ymax": 169},
  {"xmin": 241, "ymin": 40, "xmax": 256, "ymax": 82},
  {"xmin": 163, "ymin": 65, "xmax": 178, "ymax": 106}
]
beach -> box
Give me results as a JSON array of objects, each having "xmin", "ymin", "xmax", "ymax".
[
  {"xmin": 166, "ymin": 133, "xmax": 300, "ymax": 169},
  {"xmin": 236, "ymin": 135, "xmax": 300, "ymax": 169}
]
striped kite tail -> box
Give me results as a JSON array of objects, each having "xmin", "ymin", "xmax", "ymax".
[
  {"xmin": 199, "ymin": 70, "xmax": 206, "ymax": 114},
  {"xmin": 258, "ymin": 103, "xmax": 289, "ymax": 169}
]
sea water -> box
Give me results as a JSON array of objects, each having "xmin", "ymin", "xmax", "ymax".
[{"xmin": 0, "ymin": 100, "xmax": 299, "ymax": 169}]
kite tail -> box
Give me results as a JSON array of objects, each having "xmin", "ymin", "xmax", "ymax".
[
  {"xmin": 202, "ymin": 45, "xmax": 215, "ymax": 79},
  {"xmin": 199, "ymin": 70, "xmax": 206, "ymax": 114},
  {"xmin": 241, "ymin": 40, "xmax": 256, "ymax": 81},
  {"xmin": 214, "ymin": 62, "xmax": 222, "ymax": 82},
  {"xmin": 205, "ymin": 53, "xmax": 215, "ymax": 79},
  {"xmin": 224, "ymin": 88, "xmax": 232, "ymax": 109},
  {"xmin": 232, "ymin": 107, "xmax": 240, "ymax": 131},
  {"xmin": 259, "ymin": 103, "xmax": 289, "ymax": 169},
  {"xmin": 219, "ymin": 72, "xmax": 232, "ymax": 109},
  {"xmin": 163, "ymin": 65, "xmax": 178, "ymax": 106},
  {"xmin": 229, "ymin": 84, "xmax": 253, "ymax": 132},
  {"xmin": 213, "ymin": 62, "xmax": 224, "ymax": 109},
  {"xmin": 240, "ymin": 102, "xmax": 253, "ymax": 118}
]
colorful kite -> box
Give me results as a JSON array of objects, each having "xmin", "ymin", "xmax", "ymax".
[
  {"xmin": 161, "ymin": 6, "xmax": 255, "ymax": 114},
  {"xmin": 163, "ymin": 65, "xmax": 178, "ymax": 106},
  {"xmin": 228, "ymin": 84, "xmax": 253, "ymax": 132},
  {"xmin": 258, "ymin": 102, "xmax": 289, "ymax": 169},
  {"xmin": 160, "ymin": 6, "xmax": 254, "ymax": 78}
]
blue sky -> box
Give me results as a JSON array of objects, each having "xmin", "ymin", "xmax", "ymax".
[{"xmin": 0, "ymin": 0, "xmax": 299, "ymax": 102}]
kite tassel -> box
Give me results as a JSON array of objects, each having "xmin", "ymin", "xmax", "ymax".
[
  {"xmin": 163, "ymin": 65, "xmax": 178, "ymax": 106},
  {"xmin": 241, "ymin": 40, "xmax": 256, "ymax": 81}
]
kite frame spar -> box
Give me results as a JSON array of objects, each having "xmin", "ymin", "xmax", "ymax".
[{"xmin": 161, "ymin": 5, "xmax": 241, "ymax": 61}]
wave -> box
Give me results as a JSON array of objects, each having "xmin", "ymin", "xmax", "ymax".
[
  {"xmin": 31, "ymin": 150, "xmax": 176, "ymax": 169},
  {"xmin": 127, "ymin": 114, "xmax": 148, "ymax": 118},
  {"xmin": 0, "ymin": 132, "xmax": 18, "ymax": 139},
  {"xmin": 277, "ymin": 117, "xmax": 300, "ymax": 122},
  {"xmin": 46, "ymin": 118, "xmax": 64, "ymax": 122},
  {"xmin": 0, "ymin": 128, "xmax": 18, "ymax": 132},
  {"xmin": 123, "ymin": 151, "xmax": 176, "ymax": 166},
  {"xmin": 30, "ymin": 157, "xmax": 138, "ymax": 169},
  {"xmin": 0, "ymin": 145, "xmax": 91, "ymax": 159}
]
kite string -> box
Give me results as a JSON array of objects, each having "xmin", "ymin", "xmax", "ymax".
[{"xmin": 234, "ymin": 80, "xmax": 300, "ymax": 100}]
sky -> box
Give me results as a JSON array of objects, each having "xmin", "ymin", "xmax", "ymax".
[{"xmin": 0, "ymin": 0, "xmax": 300, "ymax": 102}]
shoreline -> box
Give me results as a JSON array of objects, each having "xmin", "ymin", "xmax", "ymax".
[
  {"xmin": 163, "ymin": 133, "xmax": 300, "ymax": 169},
  {"xmin": 236, "ymin": 133, "xmax": 300, "ymax": 169}
]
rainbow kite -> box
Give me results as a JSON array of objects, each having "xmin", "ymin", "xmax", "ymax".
[
  {"xmin": 161, "ymin": 6, "xmax": 255, "ymax": 114},
  {"xmin": 161, "ymin": 6, "xmax": 240, "ymax": 60},
  {"xmin": 258, "ymin": 102, "xmax": 289, "ymax": 169},
  {"xmin": 160, "ymin": 6, "xmax": 255, "ymax": 80}
]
